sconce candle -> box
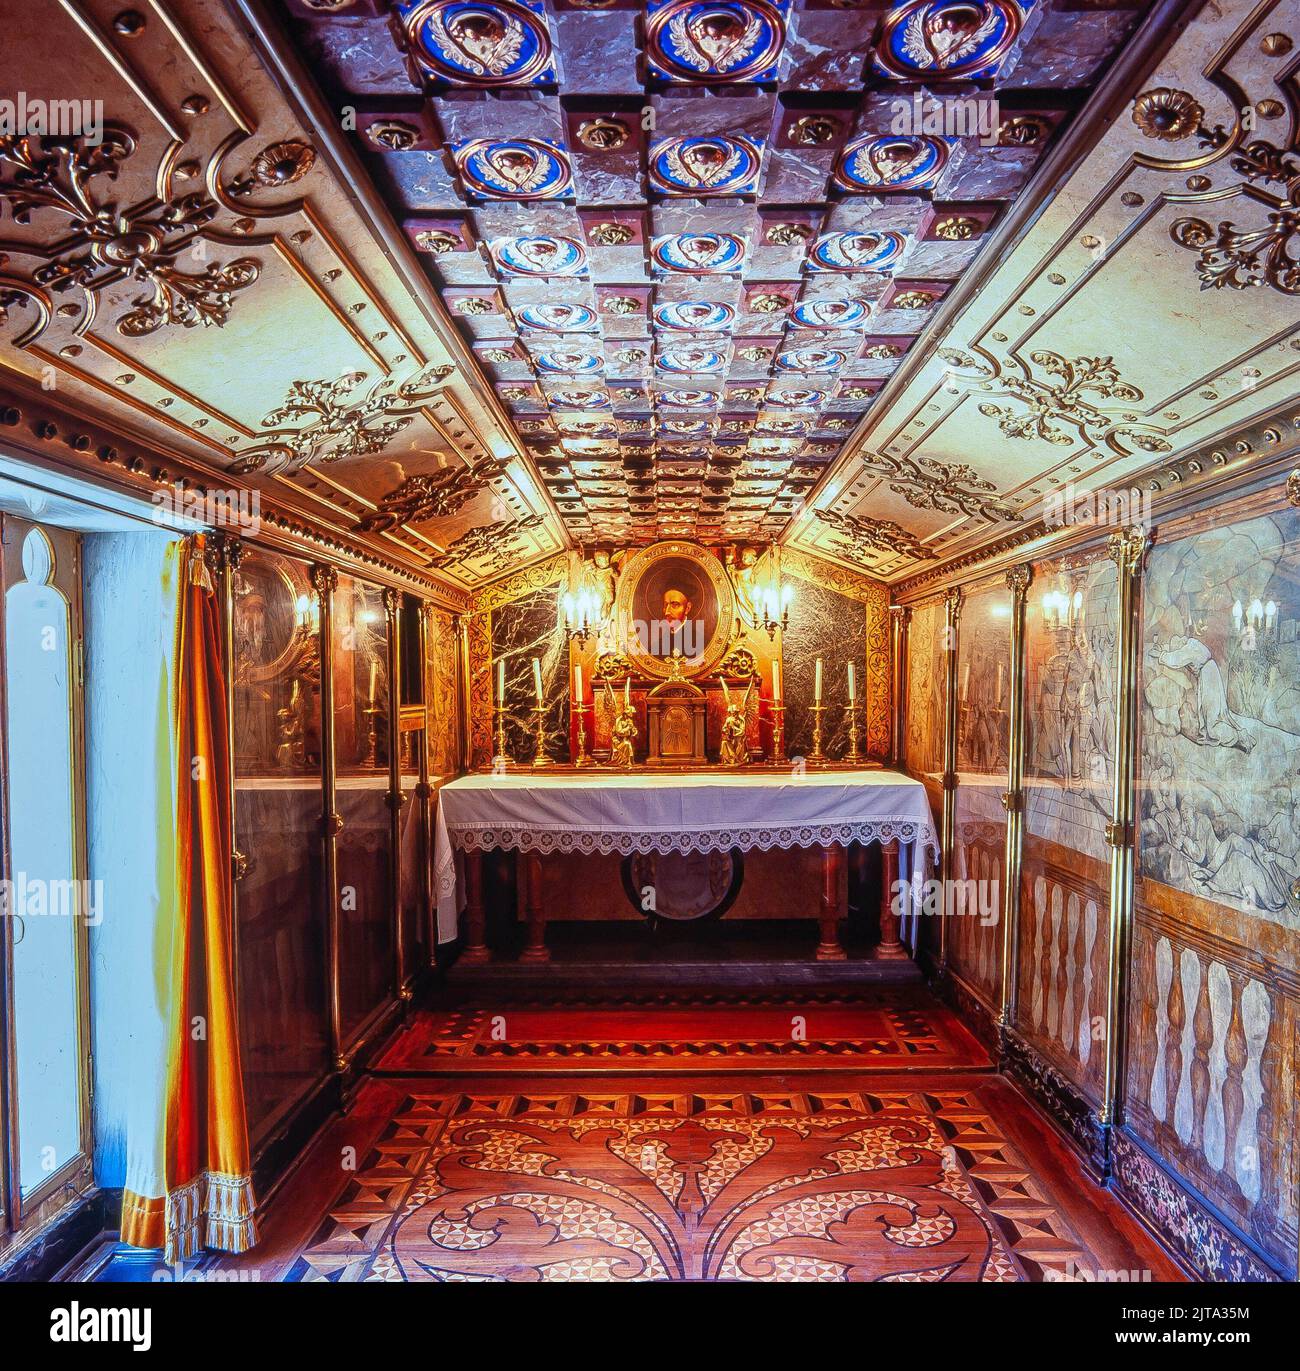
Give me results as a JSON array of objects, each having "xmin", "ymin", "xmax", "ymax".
[{"xmin": 624, "ymin": 675, "xmax": 631, "ymax": 707}]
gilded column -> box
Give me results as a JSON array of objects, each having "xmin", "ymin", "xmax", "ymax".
[
  {"xmin": 455, "ymin": 613, "xmax": 472, "ymax": 772},
  {"xmin": 939, "ymin": 587, "xmax": 962, "ymax": 970},
  {"xmin": 383, "ymin": 588, "xmax": 408, "ymax": 1003},
  {"xmin": 998, "ymin": 564, "xmax": 1031, "ymax": 1028},
  {"xmin": 205, "ymin": 534, "xmax": 244, "ymax": 1004},
  {"xmin": 417, "ymin": 602, "xmax": 435, "ymax": 967},
  {"xmin": 310, "ymin": 563, "xmax": 345, "ymax": 1072},
  {"xmin": 1100, "ymin": 525, "xmax": 1149, "ymax": 1126},
  {"xmin": 889, "ymin": 603, "xmax": 908, "ymax": 769}
]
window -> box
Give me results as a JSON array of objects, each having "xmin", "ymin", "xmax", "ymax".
[{"xmin": 0, "ymin": 515, "xmax": 93, "ymax": 1250}]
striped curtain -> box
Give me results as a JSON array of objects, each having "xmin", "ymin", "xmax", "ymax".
[{"xmin": 120, "ymin": 536, "xmax": 256, "ymax": 1261}]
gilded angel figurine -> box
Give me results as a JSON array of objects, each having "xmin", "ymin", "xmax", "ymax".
[{"xmin": 718, "ymin": 677, "xmax": 752, "ymax": 767}]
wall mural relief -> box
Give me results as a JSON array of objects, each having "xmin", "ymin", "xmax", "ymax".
[
  {"xmin": 1125, "ymin": 492, "xmax": 1300, "ymax": 1275},
  {"xmin": 949, "ymin": 579, "xmax": 1012, "ymax": 1010},
  {"xmin": 1014, "ymin": 547, "xmax": 1116, "ymax": 1100},
  {"xmin": 1138, "ymin": 506, "xmax": 1300, "ymax": 926},
  {"xmin": 904, "ymin": 596, "xmax": 946, "ymax": 783},
  {"xmin": 1025, "ymin": 552, "xmax": 1117, "ymax": 860}
]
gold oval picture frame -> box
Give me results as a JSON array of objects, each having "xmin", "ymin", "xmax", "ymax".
[{"xmin": 615, "ymin": 540, "xmax": 735, "ymax": 680}]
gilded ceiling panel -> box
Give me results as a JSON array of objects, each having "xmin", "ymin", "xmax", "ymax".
[
  {"xmin": 280, "ymin": 0, "xmax": 1152, "ymax": 554},
  {"xmin": 794, "ymin": 0, "xmax": 1300, "ymax": 580},
  {"xmin": 0, "ymin": 0, "xmax": 563, "ymax": 590}
]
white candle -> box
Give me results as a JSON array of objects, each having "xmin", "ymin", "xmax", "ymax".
[
  {"xmin": 532, "ymin": 656, "xmax": 543, "ymax": 704},
  {"xmin": 814, "ymin": 657, "xmax": 823, "ymax": 704},
  {"xmin": 624, "ymin": 675, "xmax": 631, "ymax": 707},
  {"xmin": 497, "ymin": 657, "xmax": 505, "ymax": 704},
  {"xmin": 575, "ymin": 662, "xmax": 584, "ymax": 704},
  {"xmin": 847, "ymin": 662, "xmax": 856, "ymax": 703},
  {"xmin": 772, "ymin": 658, "xmax": 782, "ymax": 703}
]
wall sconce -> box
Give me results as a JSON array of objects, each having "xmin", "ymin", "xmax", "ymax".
[
  {"xmin": 294, "ymin": 592, "xmax": 320, "ymax": 632},
  {"xmin": 753, "ymin": 578, "xmax": 794, "ymax": 639},
  {"xmin": 1041, "ymin": 586, "xmax": 1082, "ymax": 632},
  {"xmin": 1232, "ymin": 596, "xmax": 1278, "ymax": 649},
  {"xmin": 562, "ymin": 585, "xmax": 601, "ymax": 644}
]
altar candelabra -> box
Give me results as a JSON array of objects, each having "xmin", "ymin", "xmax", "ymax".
[
  {"xmin": 492, "ymin": 703, "xmax": 510, "ymax": 768},
  {"xmin": 843, "ymin": 701, "xmax": 862, "ymax": 762},
  {"xmin": 769, "ymin": 701, "xmax": 786, "ymax": 764},
  {"xmin": 807, "ymin": 701, "xmax": 827, "ymax": 764},
  {"xmin": 363, "ymin": 706, "xmax": 381, "ymax": 767},
  {"xmin": 530, "ymin": 702, "xmax": 554, "ymax": 768},
  {"xmin": 574, "ymin": 698, "xmax": 594, "ymax": 767}
]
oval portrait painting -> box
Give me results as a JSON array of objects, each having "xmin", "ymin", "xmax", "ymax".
[{"xmin": 618, "ymin": 542, "xmax": 734, "ymax": 678}]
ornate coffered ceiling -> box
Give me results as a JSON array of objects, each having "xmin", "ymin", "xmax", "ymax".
[
  {"xmin": 279, "ymin": 0, "xmax": 1153, "ymax": 551},
  {"xmin": 791, "ymin": 0, "xmax": 1300, "ymax": 580},
  {"xmin": 0, "ymin": 0, "xmax": 563, "ymax": 591},
  {"xmin": 5, "ymin": 0, "xmax": 1291, "ymax": 593}
]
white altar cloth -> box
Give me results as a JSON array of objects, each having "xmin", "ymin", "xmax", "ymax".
[{"xmin": 433, "ymin": 769, "xmax": 938, "ymax": 942}]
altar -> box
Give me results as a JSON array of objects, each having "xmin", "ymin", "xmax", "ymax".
[{"xmin": 434, "ymin": 769, "xmax": 939, "ymax": 964}]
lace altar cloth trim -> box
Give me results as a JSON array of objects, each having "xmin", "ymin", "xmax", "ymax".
[{"xmin": 448, "ymin": 819, "xmax": 935, "ymax": 859}]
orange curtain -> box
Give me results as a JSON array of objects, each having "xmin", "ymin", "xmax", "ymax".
[{"xmin": 121, "ymin": 536, "xmax": 257, "ymax": 1261}]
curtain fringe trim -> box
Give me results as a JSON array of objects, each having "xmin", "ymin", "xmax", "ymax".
[{"xmin": 162, "ymin": 1171, "xmax": 259, "ymax": 1265}]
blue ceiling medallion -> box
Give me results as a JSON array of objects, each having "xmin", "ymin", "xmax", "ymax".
[
  {"xmin": 546, "ymin": 388, "xmax": 610, "ymax": 409},
  {"xmin": 650, "ymin": 231, "xmax": 747, "ymax": 274},
  {"xmin": 833, "ymin": 134, "xmax": 950, "ymax": 192},
  {"xmin": 775, "ymin": 347, "xmax": 849, "ymax": 373},
  {"xmin": 649, "ymin": 135, "xmax": 764, "ymax": 197},
  {"xmin": 399, "ymin": 0, "xmax": 556, "ymax": 87},
  {"xmin": 453, "ymin": 137, "xmax": 572, "ymax": 200},
  {"xmin": 657, "ymin": 346, "xmax": 728, "ymax": 374},
  {"xmin": 491, "ymin": 235, "xmax": 587, "ymax": 277},
  {"xmin": 517, "ymin": 303, "xmax": 597, "ymax": 332},
  {"xmin": 807, "ymin": 230, "xmax": 908, "ymax": 273},
  {"xmin": 535, "ymin": 349, "xmax": 603, "ymax": 375},
  {"xmin": 791, "ymin": 298, "xmax": 871, "ymax": 330},
  {"xmin": 645, "ymin": 0, "xmax": 787, "ymax": 83},
  {"xmin": 653, "ymin": 301, "xmax": 736, "ymax": 332},
  {"xmin": 875, "ymin": 1, "xmax": 1026, "ymax": 82},
  {"xmin": 658, "ymin": 388, "xmax": 718, "ymax": 407},
  {"xmin": 765, "ymin": 387, "xmax": 825, "ymax": 408}
]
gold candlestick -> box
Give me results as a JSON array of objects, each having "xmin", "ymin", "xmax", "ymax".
[
  {"xmin": 808, "ymin": 701, "xmax": 827, "ymax": 763},
  {"xmin": 363, "ymin": 705, "xmax": 381, "ymax": 768},
  {"xmin": 769, "ymin": 701, "xmax": 786, "ymax": 764},
  {"xmin": 574, "ymin": 700, "xmax": 594, "ymax": 767},
  {"xmin": 844, "ymin": 701, "xmax": 862, "ymax": 762},
  {"xmin": 531, "ymin": 702, "xmax": 554, "ymax": 768},
  {"xmin": 492, "ymin": 704, "xmax": 510, "ymax": 767}
]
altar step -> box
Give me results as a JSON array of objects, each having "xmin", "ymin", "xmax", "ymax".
[{"xmin": 375, "ymin": 984, "xmax": 989, "ymax": 1075}]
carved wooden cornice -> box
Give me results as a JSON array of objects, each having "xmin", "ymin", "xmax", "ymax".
[
  {"xmin": 782, "ymin": 546, "xmax": 886, "ymax": 604},
  {"xmin": 893, "ymin": 405, "xmax": 1300, "ymax": 599},
  {"xmin": 0, "ymin": 377, "xmax": 472, "ymax": 611}
]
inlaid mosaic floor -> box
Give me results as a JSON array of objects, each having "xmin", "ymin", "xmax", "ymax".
[
  {"xmin": 277, "ymin": 1078, "xmax": 1165, "ymax": 1283},
  {"xmin": 375, "ymin": 989, "xmax": 990, "ymax": 1074}
]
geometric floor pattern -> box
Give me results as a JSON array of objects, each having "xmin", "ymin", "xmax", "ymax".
[
  {"xmin": 285, "ymin": 1084, "xmax": 1101, "ymax": 1283},
  {"xmin": 375, "ymin": 989, "xmax": 990, "ymax": 1075}
]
